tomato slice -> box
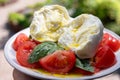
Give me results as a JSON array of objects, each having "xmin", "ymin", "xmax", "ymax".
[
  {"xmin": 16, "ymin": 41, "xmax": 40, "ymax": 68},
  {"xmin": 13, "ymin": 33, "xmax": 29, "ymax": 51},
  {"xmin": 95, "ymin": 45, "xmax": 116, "ymax": 69},
  {"xmin": 101, "ymin": 33, "xmax": 120, "ymax": 52},
  {"xmin": 39, "ymin": 50, "xmax": 76, "ymax": 74}
]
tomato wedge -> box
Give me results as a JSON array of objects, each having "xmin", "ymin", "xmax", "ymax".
[
  {"xmin": 95, "ymin": 45, "xmax": 116, "ymax": 69},
  {"xmin": 16, "ymin": 41, "xmax": 40, "ymax": 68},
  {"xmin": 101, "ymin": 33, "xmax": 120, "ymax": 52},
  {"xmin": 71, "ymin": 67, "xmax": 94, "ymax": 75},
  {"xmin": 39, "ymin": 50, "xmax": 76, "ymax": 74},
  {"xmin": 13, "ymin": 33, "xmax": 29, "ymax": 51}
]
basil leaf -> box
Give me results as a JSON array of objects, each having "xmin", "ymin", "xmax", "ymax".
[
  {"xmin": 75, "ymin": 58, "xmax": 94, "ymax": 72},
  {"xmin": 28, "ymin": 41, "xmax": 64, "ymax": 63}
]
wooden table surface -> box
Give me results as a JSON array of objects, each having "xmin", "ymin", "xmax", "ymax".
[{"xmin": 0, "ymin": 0, "xmax": 120, "ymax": 80}]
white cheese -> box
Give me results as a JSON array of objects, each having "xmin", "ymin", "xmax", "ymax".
[
  {"xmin": 30, "ymin": 5, "xmax": 71, "ymax": 42},
  {"xmin": 58, "ymin": 14, "xmax": 104, "ymax": 59},
  {"xmin": 30, "ymin": 5, "xmax": 104, "ymax": 59}
]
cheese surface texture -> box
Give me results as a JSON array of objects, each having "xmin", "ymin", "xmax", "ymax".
[{"xmin": 30, "ymin": 5, "xmax": 71, "ymax": 42}]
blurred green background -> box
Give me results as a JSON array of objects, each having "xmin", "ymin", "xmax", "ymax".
[{"xmin": 8, "ymin": 0, "xmax": 120, "ymax": 35}]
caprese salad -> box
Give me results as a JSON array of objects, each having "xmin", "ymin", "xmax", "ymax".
[
  {"xmin": 12, "ymin": 5, "xmax": 120, "ymax": 76},
  {"xmin": 12, "ymin": 32, "xmax": 120, "ymax": 75}
]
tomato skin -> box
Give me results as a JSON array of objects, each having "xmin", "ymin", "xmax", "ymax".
[
  {"xmin": 39, "ymin": 50, "xmax": 76, "ymax": 74},
  {"xmin": 71, "ymin": 67, "xmax": 94, "ymax": 75},
  {"xmin": 102, "ymin": 33, "xmax": 120, "ymax": 52},
  {"xmin": 30, "ymin": 39, "xmax": 41, "ymax": 45},
  {"xmin": 95, "ymin": 45, "xmax": 116, "ymax": 69},
  {"xmin": 16, "ymin": 41, "xmax": 40, "ymax": 68},
  {"xmin": 13, "ymin": 33, "xmax": 29, "ymax": 51}
]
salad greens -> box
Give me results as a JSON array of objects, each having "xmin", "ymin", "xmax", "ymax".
[
  {"xmin": 28, "ymin": 41, "xmax": 64, "ymax": 63},
  {"xmin": 75, "ymin": 58, "xmax": 94, "ymax": 72}
]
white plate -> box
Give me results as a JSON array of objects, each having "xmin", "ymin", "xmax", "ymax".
[{"xmin": 4, "ymin": 28, "xmax": 120, "ymax": 80}]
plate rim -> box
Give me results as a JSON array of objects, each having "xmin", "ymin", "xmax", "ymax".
[{"xmin": 4, "ymin": 28, "xmax": 120, "ymax": 80}]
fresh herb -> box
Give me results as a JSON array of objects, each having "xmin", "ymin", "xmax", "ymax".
[
  {"xmin": 28, "ymin": 41, "xmax": 64, "ymax": 63},
  {"xmin": 75, "ymin": 58, "xmax": 94, "ymax": 72}
]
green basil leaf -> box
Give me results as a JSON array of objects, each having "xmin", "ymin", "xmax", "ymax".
[
  {"xmin": 28, "ymin": 41, "xmax": 64, "ymax": 63},
  {"xmin": 75, "ymin": 58, "xmax": 94, "ymax": 72}
]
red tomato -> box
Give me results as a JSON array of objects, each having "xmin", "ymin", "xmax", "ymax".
[
  {"xmin": 101, "ymin": 33, "xmax": 120, "ymax": 52},
  {"xmin": 39, "ymin": 50, "xmax": 76, "ymax": 74},
  {"xmin": 13, "ymin": 33, "xmax": 29, "ymax": 51},
  {"xmin": 94, "ymin": 67, "xmax": 101, "ymax": 73},
  {"xmin": 16, "ymin": 41, "xmax": 40, "ymax": 68},
  {"xmin": 95, "ymin": 45, "xmax": 116, "ymax": 69},
  {"xmin": 71, "ymin": 67, "xmax": 94, "ymax": 75},
  {"xmin": 30, "ymin": 39, "xmax": 41, "ymax": 45}
]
